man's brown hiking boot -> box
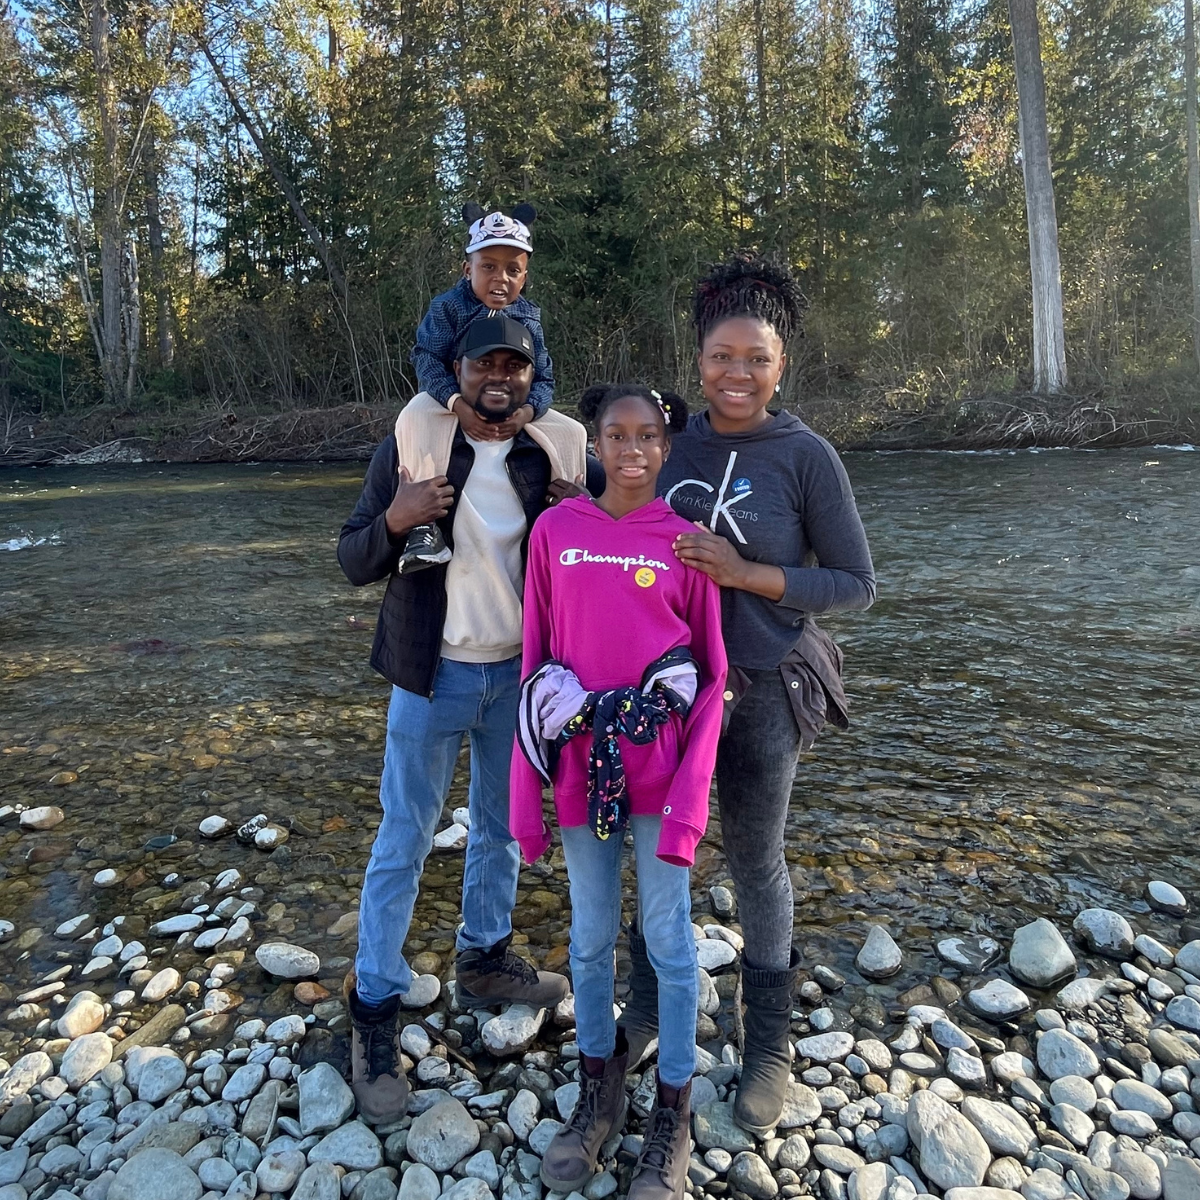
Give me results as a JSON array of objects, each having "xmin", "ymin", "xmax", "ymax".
[
  {"xmin": 628, "ymin": 1078, "xmax": 693, "ymax": 1200},
  {"xmin": 541, "ymin": 1033, "xmax": 630, "ymax": 1192},
  {"xmin": 455, "ymin": 934, "xmax": 569, "ymax": 1010},
  {"xmin": 348, "ymin": 988, "xmax": 409, "ymax": 1124}
]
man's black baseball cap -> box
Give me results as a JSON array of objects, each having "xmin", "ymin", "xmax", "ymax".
[{"xmin": 455, "ymin": 315, "xmax": 535, "ymax": 363}]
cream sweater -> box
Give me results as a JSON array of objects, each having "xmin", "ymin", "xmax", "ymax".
[{"xmin": 393, "ymin": 392, "xmax": 587, "ymax": 484}]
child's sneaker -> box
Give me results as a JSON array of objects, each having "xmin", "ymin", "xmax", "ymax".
[{"xmin": 398, "ymin": 523, "xmax": 452, "ymax": 574}]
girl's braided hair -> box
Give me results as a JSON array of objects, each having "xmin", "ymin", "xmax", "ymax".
[
  {"xmin": 691, "ymin": 251, "xmax": 809, "ymax": 345},
  {"xmin": 578, "ymin": 383, "xmax": 689, "ymax": 434}
]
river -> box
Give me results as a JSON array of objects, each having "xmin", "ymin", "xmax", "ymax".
[{"xmin": 1, "ymin": 448, "xmax": 1197, "ymax": 1028}]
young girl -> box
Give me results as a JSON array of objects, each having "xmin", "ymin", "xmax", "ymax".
[{"xmin": 510, "ymin": 384, "xmax": 727, "ymax": 1200}]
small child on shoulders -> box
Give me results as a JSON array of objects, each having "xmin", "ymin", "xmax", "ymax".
[{"xmin": 398, "ymin": 203, "xmax": 555, "ymax": 574}]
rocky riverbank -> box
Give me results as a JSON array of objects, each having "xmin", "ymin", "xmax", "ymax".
[
  {"xmin": 2, "ymin": 389, "xmax": 1195, "ymax": 468},
  {"xmin": 2, "ymin": 802, "xmax": 1200, "ymax": 1200}
]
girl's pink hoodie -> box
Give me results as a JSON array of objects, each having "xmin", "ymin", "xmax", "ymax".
[{"xmin": 510, "ymin": 496, "xmax": 727, "ymax": 867}]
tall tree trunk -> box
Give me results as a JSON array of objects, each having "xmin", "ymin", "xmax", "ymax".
[
  {"xmin": 122, "ymin": 239, "xmax": 140, "ymax": 402},
  {"xmin": 91, "ymin": 0, "xmax": 125, "ymax": 402},
  {"xmin": 143, "ymin": 124, "xmax": 175, "ymax": 368},
  {"xmin": 1185, "ymin": 0, "xmax": 1200, "ymax": 371},
  {"xmin": 0, "ymin": 222, "xmax": 9, "ymax": 413},
  {"xmin": 1008, "ymin": 0, "xmax": 1067, "ymax": 393}
]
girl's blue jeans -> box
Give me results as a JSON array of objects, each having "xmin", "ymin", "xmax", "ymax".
[{"xmin": 560, "ymin": 816, "xmax": 698, "ymax": 1086}]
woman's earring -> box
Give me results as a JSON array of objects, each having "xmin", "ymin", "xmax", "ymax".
[{"xmin": 775, "ymin": 382, "xmax": 781, "ymax": 393}]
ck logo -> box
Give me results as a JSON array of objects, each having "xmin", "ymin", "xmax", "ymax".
[{"xmin": 664, "ymin": 451, "xmax": 754, "ymax": 544}]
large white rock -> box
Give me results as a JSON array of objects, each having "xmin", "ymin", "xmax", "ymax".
[
  {"xmin": 222, "ymin": 1062, "xmax": 267, "ymax": 1103},
  {"xmin": 907, "ymin": 1090, "xmax": 991, "ymax": 1190},
  {"xmin": 796, "ymin": 1031, "xmax": 856, "ymax": 1063},
  {"xmin": 255, "ymin": 942, "xmax": 320, "ymax": 978},
  {"xmin": 20, "ymin": 805, "xmax": 64, "ymax": 830},
  {"xmin": 1161, "ymin": 1157, "xmax": 1200, "ymax": 1200},
  {"xmin": 729, "ymin": 1151, "xmax": 780, "ymax": 1199},
  {"xmin": 109, "ymin": 1148, "xmax": 203, "ymax": 1200},
  {"xmin": 406, "ymin": 1098, "xmax": 480, "ymax": 1171},
  {"xmin": 946, "ymin": 1191, "xmax": 1024, "ymax": 1200},
  {"xmin": 966, "ymin": 980, "xmax": 1031, "ymax": 1020},
  {"xmin": 481, "ymin": 1004, "xmax": 545, "ymax": 1055},
  {"xmin": 849, "ymin": 1162, "xmax": 895, "ymax": 1200},
  {"xmin": 946, "ymin": 1047, "xmax": 988, "ymax": 1089},
  {"xmin": 1057, "ymin": 977, "xmax": 1115, "ymax": 1011},
  {"xmin": 58, "ymin": 1032, "xmax": 113, "ymax": 1090},
  {"xmin": 198, "ymin": 815, "xmax": 233, "ymax": 838},
  {"xmin": 399, "ymin": 1164, "xmax": 441, "ymax": 1200},
  {"xmin": 777, "ymin": 1082, "xmax": 823, "ymax": 1128},
  {"xmin": 443, "ymin": 1178, "xmax": 495, "ymax": 1200},
  {"xmin": 400, "ymin": 974, "xmax": 441, "ymax": 1008},
  {"xmin": 292, "ymin": 1162, "xmax": 344, "ymax": 1200},
  {"xmin": 149, "ymin": 914, "xmax": 205, "ymax": 936},
  {"xmin": 857, "ymin": 926, "xmax": 903, "ymax": 980},
  {"xmin": 57, "ymin": 991, "xmax": 106, "ymax": 1039},
  {"xmin": 1036, "ymin": 1028, "xmax": 1100, "ymax": 1079},
  {"xmin": 937, "ymin": 936, "xmax": 1002, "ymax": 972},
  {"xmin": 433, "ymin": 823, "xmax": 468, "ymax": 851},
  {"xmin": 54, "ymin": 913, "xmax": 93, "ymax": 938},
  {"xmin": 507, "ymin": 1088, "xmax": 541, "ymax": 1141},
  {"xmin": 960, "ymin": 1098, "xmax": 1035, "ymax": 1157},
  {"xmin": 1145, "ymin": 882, "xmax": 1188, "ymax": 917},
  {"xmin": 696, "ymin": 939, "xmax": 738, "ymax": 972},
  {"xmin": 141, "ymin": 967, "xmax": 181, "ymax": 1003},
  {"xmin": 265, "ymin": 1013, "xmax": 306, "ymax": 1044},
  {"xmin": 1111, "ymin": 1080, "xmax": 1172, "ymax": 1121},
  {"xmin": 299, "ymin": 1062, "xmax": 356, "ymax": 1134},
  {"xmin": 256, "ymin": 1149, "xmax": 307, "ymax": 1193},
  {"xmin": 1, "ymin": 1051, "xmax": 53, "ymax": 1104},
  {"xmin": 1009, "ymin": 919, "xmax": 1077, "ymax": 987},
  {"xmin": 137, "ymin": 1052, "xmax": 187, "ymax": 1103},
  {"xmin": 1073, "ymin": 909, "xmax": 1135, "ymax": 959},
  {"xmin": 307, "ymin": 1121, "xmax": 384, "ymax": 1171},
  {"xmin": 1166, "ymin": 995, "xmax": 1200, "ymax": 1032}
]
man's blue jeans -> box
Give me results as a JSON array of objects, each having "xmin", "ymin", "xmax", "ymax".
[
  {"xmin": 561, "ymin": 817, "xmax": 698, "ymax": 1086},
  {"xmin": 355, "ymin": 657, "xmax": 523, "ymax": 1005}
]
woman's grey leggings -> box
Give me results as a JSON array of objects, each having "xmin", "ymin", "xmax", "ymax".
[{"xmin": 715, "ymin": 666, "xmax": 802, "ymax": 972}]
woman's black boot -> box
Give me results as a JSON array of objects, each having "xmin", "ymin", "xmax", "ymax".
[
  {"xmin": 733, "ymin": 949, "xmax": 799, "ymax": 1136},
  {"xmin": 617, "ymin": 920, "xmax": 659, "ymax": 1067}
]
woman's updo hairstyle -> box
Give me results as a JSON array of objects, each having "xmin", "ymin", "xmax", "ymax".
[
  {"xmin": 692, "ymin": 251, "xmax": 809, "ymax": 346},
  {"xmin": 578, "ymin": 383, "xmax": 689, "ymax": 434}
]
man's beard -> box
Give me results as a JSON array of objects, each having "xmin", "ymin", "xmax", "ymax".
[{"xmin": 469, "ymin": 390, "xmax": 521, "ymax": 423}]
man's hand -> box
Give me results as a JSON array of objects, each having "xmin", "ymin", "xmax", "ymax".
[
  {"xmin": 385, "ymin": 467, "xmax": 453, "ymax": 539},
  {"xmin": 547, "ymin": 474, "xmax": 589, "ymax": 506},
  {"xmin": 452, "ymin": 395, "xmax": 534, "ymax": 442}
]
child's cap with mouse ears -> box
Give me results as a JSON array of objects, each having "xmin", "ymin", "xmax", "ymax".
[{"xmin": 463, "ymin": 202, "xmax": 537, "ymax": 256}]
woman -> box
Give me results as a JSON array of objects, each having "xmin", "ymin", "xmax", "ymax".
[
  {"xmin": 639, "ymin": 253, "xmax": 877, "ymax": 1135},
  {"xmin": 511, "ymin": 383, "xmax": 727, "ymax": 1200}
]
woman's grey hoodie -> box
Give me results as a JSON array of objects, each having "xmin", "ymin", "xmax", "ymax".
[{"xmin": 657, "ymin": 409, "xmax": 876, "ymax": 669}]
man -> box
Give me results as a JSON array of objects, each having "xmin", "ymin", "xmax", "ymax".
[{"xmin": 337, "ymin": 315, "xmax": 593, "ymax": 1121}]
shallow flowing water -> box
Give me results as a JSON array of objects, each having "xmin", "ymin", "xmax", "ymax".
[{"xmin": 1, "ymin": 447, "xmax": 1197, "ymax": 1031}]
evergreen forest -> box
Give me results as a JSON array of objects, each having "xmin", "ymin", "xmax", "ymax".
[{"xmin": 2, "ymin": 0, "xmax": 1198, "ymax": 459}]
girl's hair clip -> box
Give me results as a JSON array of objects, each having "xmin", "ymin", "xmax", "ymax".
[{"xmin": 649, "ymin": 388, "xmax": 666, "ymax": 413}]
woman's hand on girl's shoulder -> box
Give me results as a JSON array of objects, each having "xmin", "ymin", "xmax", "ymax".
[
  {"xmin": 672, "ymin": 523, "xmax": 747, "ymax": 587},
  {"xmin": 674, "ymin": 523, "xmax": 788, "ymax": 600}
]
